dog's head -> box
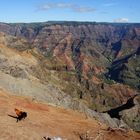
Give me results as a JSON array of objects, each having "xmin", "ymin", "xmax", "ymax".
[{"xmin": 22, "ymin": 112, "xmax": 27, "ymax": 118}]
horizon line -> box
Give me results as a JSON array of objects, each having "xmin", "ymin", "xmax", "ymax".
[{"xmin": 0, "ymin": 20, "xmax": 140, "ymax": 24}]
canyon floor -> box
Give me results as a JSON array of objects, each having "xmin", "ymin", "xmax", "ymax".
[{"xmin": 0, "ymin": 89, "xmax": 139, "ymax": 140}]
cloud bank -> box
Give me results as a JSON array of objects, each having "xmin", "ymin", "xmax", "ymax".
[
  {"xmin": 113, "ymin": 18, "xmax": 129, "ymax": 23},
  {"xmin": 38, "ymin": 3, "xmax": 95, "ymax": 13}
]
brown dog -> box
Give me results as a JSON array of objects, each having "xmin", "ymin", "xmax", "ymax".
[{"xmin": 14, "ymin": 108, "xmax": 27, "ymax": 122}]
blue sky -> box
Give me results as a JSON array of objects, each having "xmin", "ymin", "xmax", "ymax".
[{"xmin": 0, "ymin": 0, "xmax": 140, "ymax": 23}]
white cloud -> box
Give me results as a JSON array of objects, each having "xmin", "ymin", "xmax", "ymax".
[
  {"xmin": 39, "ymin": 3, "xmax": 72, "ymax": 10},
  {"xmin": 113, "ymin": 18, "xmax": 129, "ymax": 23},
  {"xmin": 103, "ymin": 3, "xmax": 117, "ymax": 7},
  {"xmin": 38, "ymin": 3, "xmax": 95, "ymax": 13},
  {"xmin": 73, "ymin": 5, "xmax": 95, "ymax": 13}
]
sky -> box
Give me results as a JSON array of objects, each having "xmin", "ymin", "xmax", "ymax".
[{"xmin": 0, "ymin": 0, "xmax": 140, "ymax": 23}]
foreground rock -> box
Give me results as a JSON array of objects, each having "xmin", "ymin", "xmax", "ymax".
[{"xmin": 0, "ymin": 89, "xmax": 139, "ymax": 140}]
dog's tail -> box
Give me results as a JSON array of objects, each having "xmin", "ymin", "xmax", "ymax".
[{"xmin": 8, "ymin": 114, "xmax": 18, "ymax": 119}]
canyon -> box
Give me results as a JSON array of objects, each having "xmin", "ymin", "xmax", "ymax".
[{"xmin": 0, "ymin": 22, "xmax": 140, "ymax": 137}]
